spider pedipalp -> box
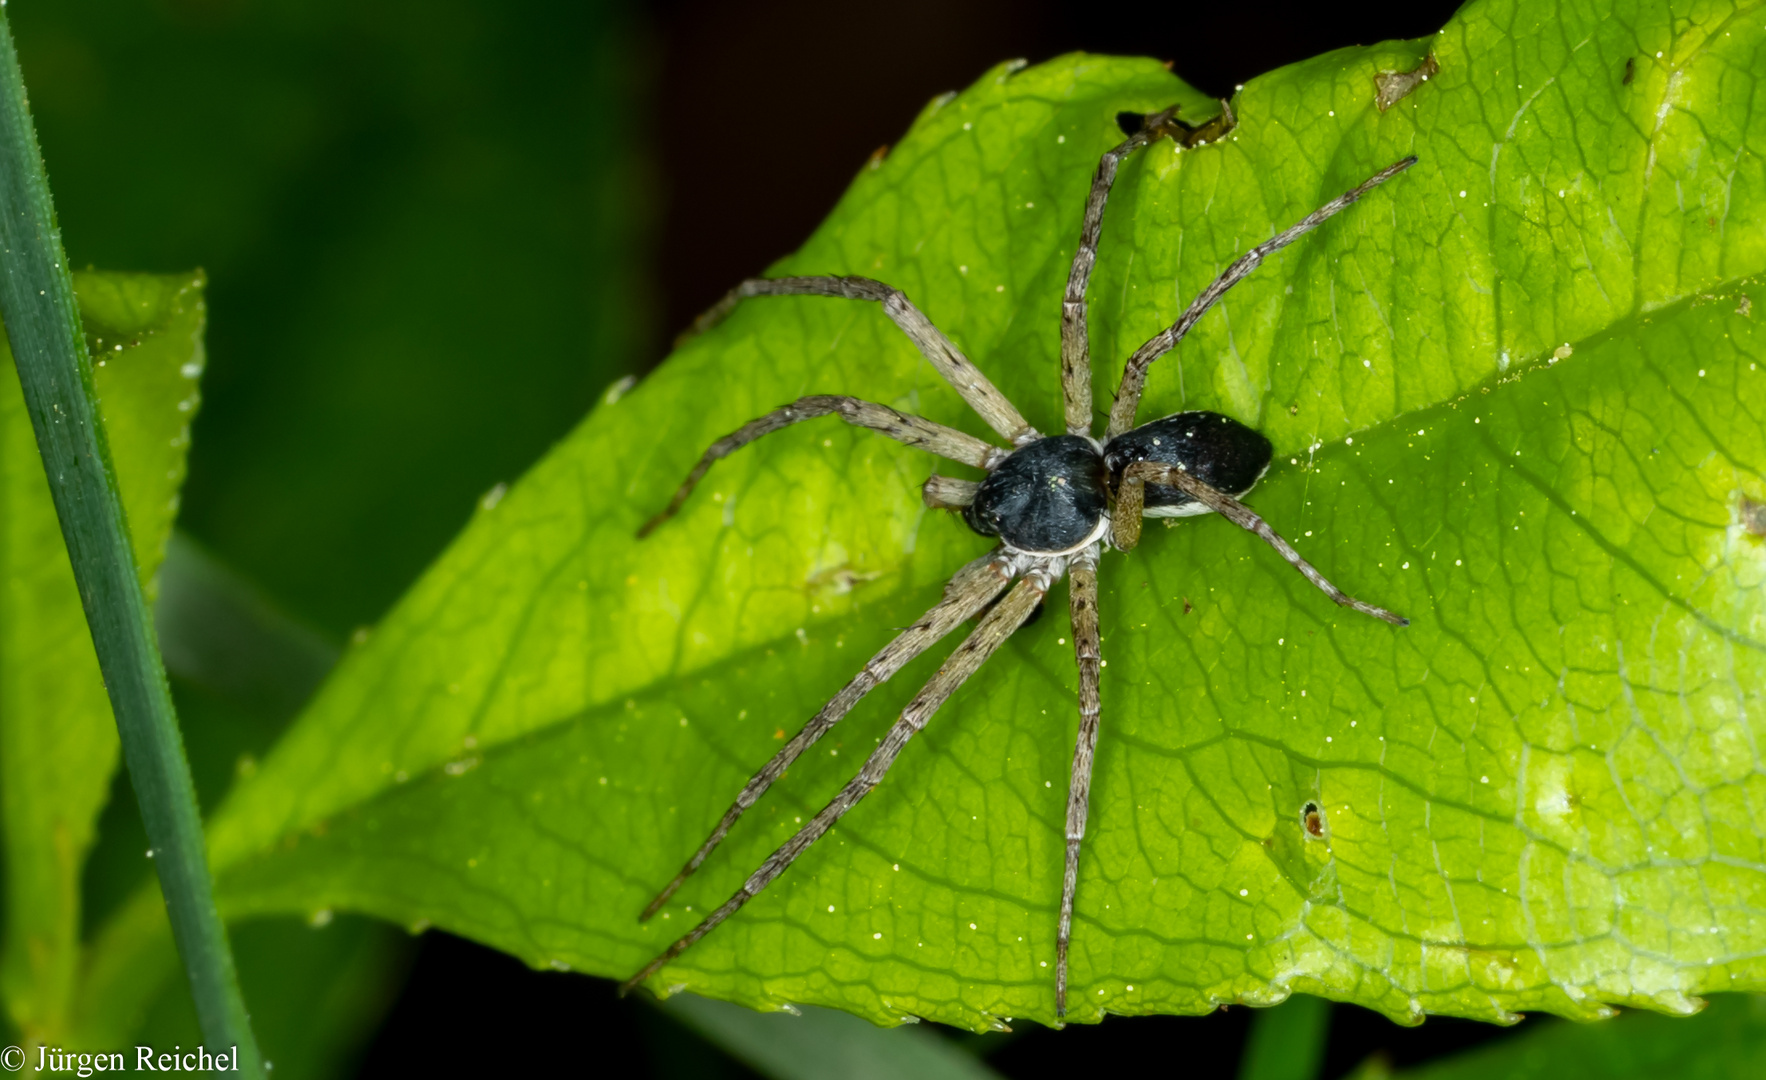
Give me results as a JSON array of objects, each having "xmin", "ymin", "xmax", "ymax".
[{"xmin": 622, "ymin": 101, "xmax": 1415, "ymax": 1018}]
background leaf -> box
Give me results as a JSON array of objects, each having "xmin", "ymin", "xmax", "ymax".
[
  {"xmin": 0, "ymin": 270, "xmax": 203, "ymax": 1043},
  {"xmin": 65, "ymin": 533, "xmax": 415, "ymax": 1074},
  {"xmin": 1239, "ymin": 995, "xmax": 1330, "ymax": 1080},
  {"xmin": 142, "ymin": 0, "xmax": 1766, "ymax": 1032},
  {"xmin": 1382, "ymin": 994, "xmax": 1766, "ymax": 1079},
  {"xmin": 14, "ymin": 0, "xmax": 648, "ymax": 638},
  {"xmin": 14, "ymin": 0, "xmax": 647, "ymax": 1068},
  {"xmin": 660, "ymin": 993, "xmax": 1003, "ymax": 1080}
]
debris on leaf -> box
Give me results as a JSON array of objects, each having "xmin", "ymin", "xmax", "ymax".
[{"xmin": 1376, "ymin": 54, "xmax": 1440, "ymax": 111}]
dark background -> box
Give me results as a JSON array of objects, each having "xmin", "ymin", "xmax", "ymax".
[{"xmin": 12, "ymin": 0, "xmax": 1485, "ymax": 1074}]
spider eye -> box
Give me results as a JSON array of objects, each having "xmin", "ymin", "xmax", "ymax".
[{"xmin": 961, "ymin": 501, "xmax": 1003, "ymax": 537}]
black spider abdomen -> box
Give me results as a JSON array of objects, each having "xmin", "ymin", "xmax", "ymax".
[
  {"xmin": 963, "ymin": 435, "xmax": 1108, "ymax": 553},
  {"xmin": 1103, "ymin": 411, "xmax": 1272, "ymax": 513}
]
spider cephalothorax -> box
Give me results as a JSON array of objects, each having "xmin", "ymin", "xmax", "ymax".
[
  {"xmin": 624, "ymin": 102, "xmax": 1414, "ymax": 1018},
  {"xmin": 962, "ymin": 435, "xmax": 1111, "ymax": 554}
]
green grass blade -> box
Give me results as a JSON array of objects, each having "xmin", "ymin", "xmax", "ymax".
[{"xmin": 0, "ymin": 11, "xmax": 261, "ymax": 1075}]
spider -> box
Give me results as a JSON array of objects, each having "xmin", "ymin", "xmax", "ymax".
[{"xmin": 621, "ymin": 104, "xmax": 1415, "ymax": 1018}]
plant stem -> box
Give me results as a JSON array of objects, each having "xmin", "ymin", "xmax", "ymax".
[{"xmin": 0, "ymin": 12, "xmax": 262, "ymax": 1076}]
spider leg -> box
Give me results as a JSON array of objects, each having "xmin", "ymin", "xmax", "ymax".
[
  {"xmin": 684, "ymin": 275, "xmax": 1037, "ymax": 445},
  {"xmin": 638, "ymin": 549, "xmax": 1015, "ymax": 919},
  {"xmin": 637, "ymin": 394, "xmax": 1005, "ymax": 537},
  {"xmin": 921, "ymin": 474, "xmax": 979, "ymax": 510},
  {"xmin": 1104, "ymin": 156, "xmax": 1418, "ymax": 439},
  {"xmin": 1060, "ymin": 105, "xmax": 1186, "ymax": 437},
  {"xmin": 1175, "ymin": 97, "xmax": 1237, "ymax": 148},
  {"xmin": 620, "ymin": 569, "xmax": 1053, "ymax": 997},
  {"xmin": 1122, "ymin": 461, "xmax": 1408, "ymax": 626},
  {"xmin": 1109, "ymin": 466, "xmax": 1149, "ymax": 552},
  {"xmin": 1055, "ymin": 546, "xmax": 1102, "ymax": 1018}
]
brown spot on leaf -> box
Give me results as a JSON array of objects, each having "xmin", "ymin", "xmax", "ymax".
[
  {"xmin": 1182, "ymin": 596, "xmax": 1193, "ymax": 615},
  {"xmin": 1375, "ymin": 54, "xmax": 1440, "ymax": 112},
  {"xmin": 1740, "ymin": 495, "xmax": 1766, "ymax": 537},
  {"xmin": 1623, "ymin": 57, "xmax": 1635, "ymax": 85},
  {"xmin": 1301, "ymin": 801, "xmax": 1327, "ymax": 840}
]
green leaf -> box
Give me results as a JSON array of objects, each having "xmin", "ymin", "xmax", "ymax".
[
  {"xmin": 186, "ymin": 0, "xmax": 1766, "ymax": 1031},
  {"xmin": 1, "ymin": 270, "xmax": 204, "ymax": 1041},
  {"xmin": 1393, "ymin": 994, "xmax": 1766, "ymax": 1079}
]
